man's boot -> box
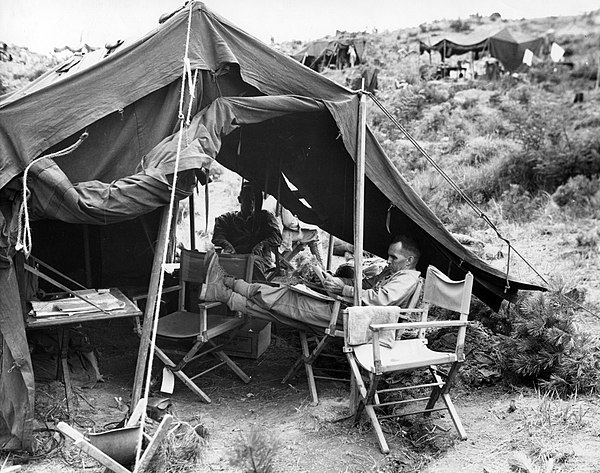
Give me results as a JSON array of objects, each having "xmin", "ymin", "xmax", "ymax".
[{"xmin": 200, "ymin": 250, "xmax": 231, "ymax": 303}]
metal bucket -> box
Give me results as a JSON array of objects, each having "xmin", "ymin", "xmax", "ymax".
[{"xmin": 88, "ymin": 425, "xmax": 141, "ymax": 466}]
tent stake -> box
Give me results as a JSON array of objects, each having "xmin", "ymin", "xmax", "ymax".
[
  {"xmin": 131, "ymin": 206, "xmax": 171, "ymax": 411},
  {"xmin": 353, "ymin": 90, "xmax": 367, "ymax": 306}
]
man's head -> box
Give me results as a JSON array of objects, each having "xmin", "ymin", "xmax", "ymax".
[
  {"xmin": 387, "ymin": 235, "xmax": 420, "ymax": 273},
  {"xmin": 238, "ymin": 182, "xmax": 260, "ymax": 217}
]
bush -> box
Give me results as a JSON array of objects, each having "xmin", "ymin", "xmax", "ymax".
[
  {"xmin": 499, "ymin": 185, "xmax": 548, "ymax": 222},
  {"xmin": 449, "ymin": 18, "xmax": 472, "ymax": 33},
  {"xmin": 458, "ymin": 136, "xmax": 501, "ymax": 166},
  {"xmin": 499, "ymin": 290, "xmax": 600, "ymax": 396},
  {"xmin": 552, "ymin": 175, "xmax": 600, "ymax": 208}
]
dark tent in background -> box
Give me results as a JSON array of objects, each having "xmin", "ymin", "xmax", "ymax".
[
  {"xmin": 293, "ymin": 33, "xmax": 368, "ymax": 71},
  {"xmin": 420, "ymin": 26, "xmax": 544, "ymax": 73},
  {"xmin": 0, "ymin": 2, "xmax": 544, "ymax": 450}
]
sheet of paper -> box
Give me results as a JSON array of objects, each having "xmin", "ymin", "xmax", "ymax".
[
  {"xmin": 30, "ymin": 289, "xmax": 126, "ymax": 317},
  {"xmin": 160, "ymin": 367, "xmax": 175, "ymax": 394},
  {"xmin": 289, "ymin": 284, "xmax": 335, "ymax": 302}
]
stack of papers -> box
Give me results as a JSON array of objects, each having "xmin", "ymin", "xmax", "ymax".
[{"xmin": 30, "ymin": 290, "xmax": 125, "ymax": 317}]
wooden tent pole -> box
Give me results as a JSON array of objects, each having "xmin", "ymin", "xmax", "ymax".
[
  {"xmin": 189, "ymin": 193, "xmax": 196, "ymax": 250},
  {"xmin": 131, "ymin": 206, "xmax": 171, "ymax": 411},
  {"xmin": 353, "ymin": 90, "xmax": 367, "ymax": 306},
  {"xmin": 326, "ymin": 234, "xmax": 335, "ymax": 271},
  {"xmin": 82, "ymin": 224, "xmax": 92, "ymax": 288}
]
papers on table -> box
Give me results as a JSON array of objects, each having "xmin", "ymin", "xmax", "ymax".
[{"xmin": 30, "ymin": 289, "xmax": 126, "ymax": 317}]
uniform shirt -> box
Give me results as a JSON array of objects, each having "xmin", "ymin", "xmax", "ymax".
[
  {"xmin": 212, "ymin": 210, "xmax": 282, "ymax": 268},
  {"xmin": 341, "ymin": 268, "xmax": 421, "ymax": 307}
]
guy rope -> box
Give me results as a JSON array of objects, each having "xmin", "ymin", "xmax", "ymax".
[
  {"xmin": 133, "ymin": 2, "xmax": 200, "ymax": 470},
  {"xmin": 365, "ymin": 91, "xmax": 600, "ymax": 320}
]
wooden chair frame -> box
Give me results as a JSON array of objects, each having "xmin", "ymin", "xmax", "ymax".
[
  {"xmin": 343, "ymin": 266, "xmax": 473, "ymax": 453},
  {"xmin": 135, "ymin": 250, "xmax": 254, "ymax": 403},
  {"xmin": 282, "ymin": 277, "xmax": 423, "ymax": 406}
]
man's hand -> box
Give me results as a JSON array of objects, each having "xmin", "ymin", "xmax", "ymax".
[
  {"xmin": 221, "ymin": 243, "xmax": 235, "ymax": 254},
  {"xmin": 323, "ymin": 275, "xmax": 345, "ymax": 295}
]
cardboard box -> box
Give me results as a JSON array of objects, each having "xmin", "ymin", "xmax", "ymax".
[{"xmin": 218, "ymin": 319, "xmax": 271, "ymax": 359}]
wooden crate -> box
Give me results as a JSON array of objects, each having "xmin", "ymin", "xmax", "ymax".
[{"xmin": 218, "ymin": 319, "xmax": 271, "ymax": 359}]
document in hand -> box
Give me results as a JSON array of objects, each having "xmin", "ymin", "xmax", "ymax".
[{"xmin": 312, "ymin": 265, "xmax": 328, "ymax": 286}]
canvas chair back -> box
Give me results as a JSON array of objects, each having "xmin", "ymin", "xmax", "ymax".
[
  {"xmin": 178, "ymin": 249, "xmax": 255, "ymax": 311},
  {"xmin": 420, "ymin": 265, "xmax": 473, "ymax": 360}
]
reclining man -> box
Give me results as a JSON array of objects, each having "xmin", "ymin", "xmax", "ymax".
[{"xmin": 200, "ymin": 234, "xmax": 421, "ymax": 329}]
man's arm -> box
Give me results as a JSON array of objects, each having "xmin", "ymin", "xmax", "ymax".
[
  {"xmin": 252, "ymin": 211, "xmax": 282, "ymax": 254},
  {"xmin": 212, "ymin": 215, "xmax": 236, "ymax": 253},
  {"xmin": 327, "ymin": 271, "xmax": 419, "ymax": 307}
]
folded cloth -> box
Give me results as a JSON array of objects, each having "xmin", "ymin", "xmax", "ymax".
[{"xmin": 347, "ymin": 306, "xmax": 401, "ymax": 348}]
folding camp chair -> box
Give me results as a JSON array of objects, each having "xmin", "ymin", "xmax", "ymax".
[
  {"xmin": 137, "ymin": 249, "xmax": 254, "ymax": 403},
  {"xmin": 280, "ymin": 294, "xmax": 343, "ymax": 405},
  {"xmin": 343, "ymin": 266, "xmax": 473, "ymax": 453},
  {"xmin": 282, "ymin": 278, "xmax": 424, "ymax": 406}
]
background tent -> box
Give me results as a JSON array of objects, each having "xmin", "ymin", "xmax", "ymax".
[
  {"xmin": 420, "ymin": 26, "xmax": 544, "ymax": 73},
  {"xmin": 293, "ymin": 33, "xmax": 368, "ymax": 71},
  {"xmin": 0, "ymin": 2, "xmax": 543, "ymax": 450}
]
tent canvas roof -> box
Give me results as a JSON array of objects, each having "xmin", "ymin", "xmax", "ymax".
[{"xmin": 292, "ymin": 34, "xmax": 368, "ymax": 64}]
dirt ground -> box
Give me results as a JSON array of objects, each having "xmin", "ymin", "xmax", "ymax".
[{"xmin": 7, "ymin": 310, "xmax": 600, "ymax": 473}]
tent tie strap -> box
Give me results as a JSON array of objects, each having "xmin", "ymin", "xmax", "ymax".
[{"xmin": 16, "ymin": 131, "xmax": 88, "ymax": 257}]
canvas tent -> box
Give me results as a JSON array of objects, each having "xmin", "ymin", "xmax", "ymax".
[
  {"xmin": 0, "ymin": 2, "xmax": 544, "ymax": 450},
  {"xmin": 293, "ymin": 34, "xmax": 368, "ymax": 71},
  {"xmin": 420, "ymin": 26, "xmax": 544, "ymax": 73}
]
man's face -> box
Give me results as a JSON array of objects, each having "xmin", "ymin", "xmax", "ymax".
[
  {"xmin": 238, "ymin": 190, "xmax": 255, "ymax": 216},
  {"xmin": 387, "ymin": 242, "xmax": 412, "ymax": 273}
]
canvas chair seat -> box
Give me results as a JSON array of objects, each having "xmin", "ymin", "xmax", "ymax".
[
  {"xmin": 157, "ymin": 310, "xmax": 244, "ymax": 339},
  {"xmin": 353, "ymin": 338, "xmax": 457, "ymax": 372}
]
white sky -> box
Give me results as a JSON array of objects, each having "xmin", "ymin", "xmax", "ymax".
[{"xmin": 1, "ymin": 0, "xmax": 598, "ymax": 54}]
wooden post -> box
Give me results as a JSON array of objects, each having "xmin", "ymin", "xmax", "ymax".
[
  {"xmin": 189, "ymin": 193, "xmax": 196, "ymax": 250},
  {"xmin": 353, "ymin": 91, "xmax": 367, "ymax": 307},
  {"xmin": 130, "ymin": 206, "xmax": 171, "ymax": 411},
  {"xmin": 82, "ymin": 224, "xmax": 92, "ymax": 288},
  {"xmin": 326, "ymin": 234, "xmax": 335, "ymax": 271}
]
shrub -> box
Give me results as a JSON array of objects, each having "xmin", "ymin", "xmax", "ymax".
[
  {"xmin": 499, "ymin": 290, "xmax": 600, "ymax": 395},
  {"xmin": 497, "ymin": 185, "xmax": 550, "ymax": 222},
  {"xmin": 458, "ymin": 136, "xmax": 501, "ymax": 166},
  {"xmin": 386, "ymin": 139, "xmax": 427, "ymax": 174},
  {"xmin": 552, "ymin": 175, "xmax": 600, "ymax": 208},
  {"xmin": 420, "ymin": 82, "xmax": 454, "ymax": 104},
  {"xmin": 449, "ymin": 18, "xmax": 472, "ymax": 33},
  {"xmin": 415, "ymin": 103, "xmax": 452, "ymax": 138}
]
